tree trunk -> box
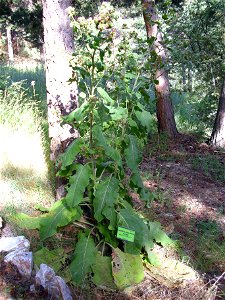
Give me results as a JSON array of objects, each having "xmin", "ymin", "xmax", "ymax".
[
  {"xmin": 6, "ymin": 26, "xmax": 14, "ymax": 62},
  {"xmin": 42, "ymin": 0, "xmax": 78, "ymax": 162},
  {"xmin": 209, "ymin": 75, "xmax": 225, "ymax": 148},
  {"xmin": 142, "ymin": 0, "xmax": 178, "ymax": 138},
  {"xmin": 187, "ymin": 63, "xmax": 192, "ymax": 92}
]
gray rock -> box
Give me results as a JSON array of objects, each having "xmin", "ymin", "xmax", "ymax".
[
  {"xmin": 4, "ymin": 249, "xmax": 33, "ymax": 277},
  {"xmin": 0, "ymin": 236, "xmax": 30, "ymax": 252},
  {"xmin": 35, "ymin": 264, "xmax": 72, "ymax": 300}
]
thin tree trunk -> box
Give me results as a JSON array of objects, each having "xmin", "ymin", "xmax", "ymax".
[
  {"xmin": 142, "ymin": 0, "xmax": 178, "ymax": 138},
  {"xmin": 187, "ymin": 63, "xmax": 192, "ymax": 92},
  {"xmin": 209, "ymin": 75, "xmax": 225, "ymax": 148},
  {"xmin": 6, "ymin": 26, "xmax": 14, "ymax": 62},
  {"xmin": 182, "ymin": 63, "xmax": 187, "ymax": 92},
  {"xmin": 42, "ymin": 0, "xmax": 78, "ymax": 162}
]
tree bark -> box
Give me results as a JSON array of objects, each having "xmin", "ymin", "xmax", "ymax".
[
  {"xmin": 42, "ymin": 0, "xmax": 78, "ymax": 162},
  {"xmin": 209, "ymin": 75, "xmax": 225, "ymax": 148},
  {"xmin": 6, "ymin": 26, "xmax": 14, "ymax": 62},
  {"xmin": 142, "ymin": 0, "xmax": 178, "ymax": 138}
]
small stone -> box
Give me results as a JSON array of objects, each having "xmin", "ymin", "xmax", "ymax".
[
  {"xmin": 35, "ymin": 264, "xmax": 72, "ymax": 300},
  {"xmin": 30, "ymin": 284, "xmax": 36, "ymax": 292},
  {"xmin": 0, "ymin": 236, "xmax": 30, "ymax": 252},
  {"xmin": 4, "ymin": 249, "xmax": 33, "ymax": 277}
]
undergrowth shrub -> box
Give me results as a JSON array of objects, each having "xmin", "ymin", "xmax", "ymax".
[{"xmin": 15, "ymin": 2, "xmax": 175, "ymax": 290}]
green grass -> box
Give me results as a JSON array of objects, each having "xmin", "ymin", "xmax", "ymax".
[
  {"xmin": 0, "ymin": 63, "xmax": 54, "ymax": 218},
  {"xmin": 194, "ymin": 220, "xmax": 225, "ymax": 273},
  {"xmin": 0, "ymin": 63, "xmax": 46, "ymax": 101}
]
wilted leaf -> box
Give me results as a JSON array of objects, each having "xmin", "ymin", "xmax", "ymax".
[{"xmin": 112, "ymin": 248, "xmax": 144, "ymax": 289}]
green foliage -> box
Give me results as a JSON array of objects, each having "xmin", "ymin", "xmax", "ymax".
[
  {"xmin": 92, "ymin": 254, "xmax": 116, "ymax": 289},
  {"xmin": 70, "ymin": 232, "xmax": 98, "ymax": 284},
  {"xmin": 165, "ymin": 0, "xmax": 224, "ymax": 134},
  {"xmin": 17, "ymin": 3, "xmax": 173, "ymax": 290}
]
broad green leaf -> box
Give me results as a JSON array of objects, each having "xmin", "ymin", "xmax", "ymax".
[
  {"xmin": 124, "ymin": 243, "xmax": 140, "ymax": 255},
  {"xmin": 112, "ymin": 248, "xmax": 144, "ymax": 289},
  {"xmin": 70, "ymin": 233, "xmax": 98, "ymax": 284},
  {"xmin": 135, "ymin": 110, "xmax": 152, "ymax": 132},
  {"xmin": 97, "ymin": 224, "xmax": 118, "ymax": 248},
  {"xmin": 106, "ymin": 106, "xmax": 128, "ymax": 121},
  {"xmin": 128, "ymin": 118, "xmax": 138, "ymax": 129},
  {"xmin": 64, "ymin": 102, "xmax": 89, "ymax": 123},
  {"xmin": 118, "ymin": 208, "xmax": 152, "ymax": 250},
  {"xmin": 66, "ymin": 164, "xmax": 91, "ymax": 208},
  {"xmin": 93, "ymin": 125, "xmax": 122, "ymax": 167},
  {"xmin": 39, "ymin": 199, "xmax": 82, "ymax": 240},
  {"xmin": 60, "ymin": 138, "xmax": 83, "ymax": 170},
  {"xmin": 34, "ymin": 204, "xmax": 50, "ymax": 213},
  {"xmin": 14, "ymin": 213, "xmax": 41, "ymax": 230},
  {"xmin": 97, "ymin": 87, "xmax": 114, "ymax": 104},
  {"xmin": 102, "ymin": 207, "xmax": 117, "ymax": 230},
  {"xmin": 92, "ymin": 254, "xmax": 116, "ymax": 289},
  {"xmin": 147, "ymin": 251, "xmax": 161, "ymax": 266},
  {"xmin": 34, "ymin": 247, "xmax": 67, "ymax": 272},
  {"xmin": 148, "ymin": 221, "xmax": 174, "ymax": 247},
  {"xmin": 130, "ymin": 172, "xmax": 144, "ymax": 189},
  {"xmin": 94, "ymin": 177, "xmax": 119, "ymax": 222},
  {"xmin": 125, "ymin": 72, "xmax": 136, "ymax": 79},
  {"xmin": 124, "ymin": 135, "xmax": 141, "ymax": 172}
]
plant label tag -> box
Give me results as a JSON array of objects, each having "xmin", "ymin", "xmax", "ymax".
[{"xmin": 117, "ymin": 227, "xmax": 135, "ymax": 242}]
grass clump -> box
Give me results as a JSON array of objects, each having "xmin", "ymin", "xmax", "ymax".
[
  {"xmin": 0, "ymin": 69, "xmax": 54, "ymax": 216},
  {"xmin": 194, "ymin": 220, "xmax": 225, "ymax": 273}
]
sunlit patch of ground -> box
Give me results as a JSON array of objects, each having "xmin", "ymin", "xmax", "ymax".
[{"xmin": 0, "ymin": 124, "xmax": 54, "ymax": 214}]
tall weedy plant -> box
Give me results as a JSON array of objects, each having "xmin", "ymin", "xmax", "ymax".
[{"xmin": 16, "ymin": 3, "xmax": 174, "ymax": 289}]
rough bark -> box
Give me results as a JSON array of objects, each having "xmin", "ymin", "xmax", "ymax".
[
  {"xmin": 6, "ymin": 26, "xmax": 14, "ymax": 62},
  {"xmin": 209, "ymin": 75, "xmax": 225, "ymax": 148},
  {"xmin": 42, "ymin": 0, "xmax": 78, "ymax": 162},
  {"xmin": 142, "ymin": 0, "xmax": 178, "ymax": 138}
]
